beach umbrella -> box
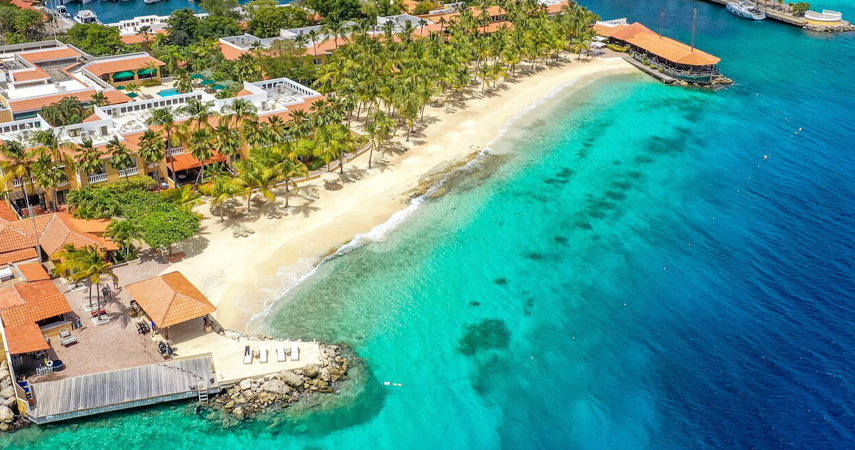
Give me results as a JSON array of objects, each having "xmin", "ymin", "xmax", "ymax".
[
  {"xmin": 191, "ymin": 73, "xmax": 205, "ymax": 79},
  {"xmin": 127, "ymin": 93, "xmax": 138, "ymax": 98},
  {"xmin": 116, "ymin": 85, "xmax": 125, "ymax": 90},
  {"xmin": 211, "ymin": 84, "xmax": 226, "ymax": 90},
  {"xmin": 201, "ymin": 79, "xmax": 215, "ymax": 86}
]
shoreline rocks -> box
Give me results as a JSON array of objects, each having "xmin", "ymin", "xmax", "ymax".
[
  {"xmin": 0, "ymin": 361, "xmax": 26, "ymax": 432},
  {"xmin": 206, "ymin": 343, "xmax": 353, "ymax": 427}
]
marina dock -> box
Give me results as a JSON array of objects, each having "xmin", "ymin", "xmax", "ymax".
[
  {"xmin": 23, "ymin": 355, "xmax": 218, "ymax": 424},
  {"xmin": 698, "ymin": 0, "xmax": 854, "ymax": 31}
]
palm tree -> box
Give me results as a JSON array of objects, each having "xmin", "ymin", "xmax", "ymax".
[
  {"xmin": 54, "ymin": 245, "xmax": 117, "ymax": 312},
  {"xmin": 138, "ymin": 129, "xmax": 166, "ymax": 173},
  {"xmin": 138, "ymin": 25, "xmax": 152, "ymax": 46},
  {"xmin": 74, "ymin": 139, "xmax": 105, "ymax": 185},
  {"xmin": 214, "ymin": 123, "xmax": 241, "ymax": 171},
  {"xmin": 188, "ymin": 128, "xmax": 214, "ymax": 185},
  {"xmin": 107, "ymin": 137, "xmax": 134, "ymax": 185},
  {"xmin": 235, "ymin": 157, "xmax": 275, "ymax": 211},
  {"xmin": 30, "ymin": 154, "xmax": 65, "ymax": 212},
  {"xmin": 179, "ymin": 98, "xmax": 215, "ymax": 132},
  {"xmin": 0, "ymin": 140, "xmax": 36, "ymax": 216},
  {"xmin": 207, "ymin": 175, "xmax": 239, "ymax": 220},
  {"xmin": 91, "ymin": 91, "xmax": 108, "ymax": 107},
  {"xmin": 276, "ymin": 157, "xmax": 307, "ymax": 208},
  {"xmin": 146, "ymin": 108, "xmax": 178, "ymax": 186},
  {"xmin": 105, "ymin": 219, "xmax": 139, "ymax": 259},
  {"xmin": 125, "ymin": 83, "xmax": 141, "ymax": 97},
  {"xmin": 176, "ymin": 73, "xmax": 193, "ymax": 94}
]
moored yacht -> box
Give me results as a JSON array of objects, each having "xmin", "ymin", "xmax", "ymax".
[
  {"xmin": 726, "ymin": 1, "xmax": 767, "ymax": 20},
  {"xmin": 73, "ymin": 9, "xmax": 100, "ymax": 24}
]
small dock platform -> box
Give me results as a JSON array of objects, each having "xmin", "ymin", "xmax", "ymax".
[
  {"xmin": 622, "ymin": 57, "xmax": 677, "ymax": 84},
  {"xmin": 24, "ymin": 355, "xmax": 218, "ymax": 424}
]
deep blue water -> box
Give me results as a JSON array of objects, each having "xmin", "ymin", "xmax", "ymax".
[{"xmin": 4, "ymin": 0, "xmax": 855, "ymax": 448}]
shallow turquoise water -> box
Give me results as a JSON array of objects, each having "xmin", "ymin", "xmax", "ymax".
[{"xmin": 5, "ymin": 0, "xmax": 855, "ymax": 448}]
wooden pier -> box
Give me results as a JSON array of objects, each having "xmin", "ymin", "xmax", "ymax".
[
  {"xmin": 622, "ymin": 57, "xmax": 678, "ymax": 84},
  {"xmin": 23, "ymin": 355, "xmax": 219, "ymax": 424}
]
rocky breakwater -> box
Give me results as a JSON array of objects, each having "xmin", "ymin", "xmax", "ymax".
[
  {"xmin": 0, "ymin": 361, "xmax": 26, "ymax": 432},
  {"xmin": 208, "ymin": 344, "xmax": 351, "ymax": 427}
]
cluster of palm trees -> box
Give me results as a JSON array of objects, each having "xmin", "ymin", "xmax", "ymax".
[
  {"xmin": 54, "ymin": 244, "xmax": 117, "ymax": 313},
  {"xmin": 313, "ymin": 0, "xmax": 598, "ymax": 140},
  {"xmin": 138, "ymin": 96, "xmax": 365, "ymax": 219}
]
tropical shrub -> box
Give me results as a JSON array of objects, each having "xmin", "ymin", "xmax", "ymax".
[{"xmin": 790, "ymin": 2, "xmax": 810, "ymax": 15}]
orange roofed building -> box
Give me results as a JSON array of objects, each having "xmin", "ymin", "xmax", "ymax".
[
  {"xmin": 593, "ymin": 18, "xmax": 723, "ymax": 84},
  {"xmin": 125, "ymin": 272, "xmax": 215, "ymax": 337},
  {"xmin": 0, "ymin": 277, "xmax": 72, "ymax": 355}
]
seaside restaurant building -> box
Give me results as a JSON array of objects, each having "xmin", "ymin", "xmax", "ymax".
[
  {"xmin": 594, "ymin": 20, "xmax": 722, "ymax": 84},
  {"xmin": 125, "ymin": 272, "xmax": 216, "ymax": 339}
]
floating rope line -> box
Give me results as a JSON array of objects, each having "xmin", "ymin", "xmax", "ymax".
[{"xmin": 382, "ymin": 356, "xmax": 536, "ymax": 388}]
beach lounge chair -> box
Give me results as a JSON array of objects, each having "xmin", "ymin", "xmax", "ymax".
[
  {"xmin": 243, "ymin": 345, "xmax": 252, "ymax": 364},
  {"xmin": 59, "ymin": 329, "xmax": 77, "ymax": 347},
  {"xmin": 277, "ymin": 344, "xmax": 286, "ymax": 362},
  {"xmin": 291, "ymin": 344, "xmax": 300, "ymax": 361},
  {"xmin": 259, "ymin": 344, "xmax": 268, "ymax": 363}
]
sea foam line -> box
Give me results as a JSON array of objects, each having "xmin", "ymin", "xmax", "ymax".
[{"xmin": 246, "ymin": 75, "xmax": 593, "ymax": 332}]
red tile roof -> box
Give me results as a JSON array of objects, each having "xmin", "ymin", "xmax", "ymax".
[
  {"xmin": 11, "ymin": 68, "xmax": 49, "ymax": 83},
  {"xmin": 219, "ymin": 41, "xmax": 247, "ymax": 61},
  {"xmin": 84, "ymin": 55, "xmax": 165, "ymax": 77},
  {"xmin": 120, "ymin": 29, "xmax": 168, "ymax": 45},
  {"xmin": 17, "ymin": 262, "xmax": 50, "ymax": 282},
  {"xmin": 0, "ymin": 203, "xmax": 18, "ymax": 222},
  {"xmin": 7, "ymin": 89, "xmax": 129, "ymax": 114},
  {"xmin": 593, "ymin": 22, "xmax": 720, "ymax": 66},
  {"xmin": 126, "ymin": 272, "xmax": 215, "ymax": 328},
  {"xmin": 0, "ymin": 280, "xmax": 71, "ymax": 354},
  {"xmin": 19, "ymin": 47, "xmax": 82, "ymax": 64},
  {"xmin": 39, "ymin": 212, "xmax": 119, "ymax": 258},
  {"xmin": 0, "ymin": 249, "xmax": 38, "ymax": 266}
]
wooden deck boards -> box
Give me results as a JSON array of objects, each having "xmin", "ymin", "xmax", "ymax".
[{"xmin": 28, "ymin": 356, "xmax": 216, "ymax": 420}]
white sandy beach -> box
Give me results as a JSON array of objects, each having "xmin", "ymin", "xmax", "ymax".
[{"xmin": 166, "ymin": 55, "xmax": 636, "ymax": 331}]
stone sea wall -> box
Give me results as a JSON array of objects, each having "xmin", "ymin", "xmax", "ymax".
[{"xmin": 205, "ymin": 344, "xmax": 352, "ymax": 428}]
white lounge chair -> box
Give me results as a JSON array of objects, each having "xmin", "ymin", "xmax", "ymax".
[
  {"xmin": 243, "ymin": 345, "xmax": 252, "ymax": 364},
  {"xmin": 59, "ymin": 329, "xmax": 77, "ymax": 347},
  {"xmin": 259, "ymin": 344, "xmax": 268, "ymax": 363},
  {"xmin": 291, "ymin": 343, "xmax": 300, "ymax": 361},
  {"xmin": 277, "ymin": 344, "xmax": 286, "ymax": 362}
]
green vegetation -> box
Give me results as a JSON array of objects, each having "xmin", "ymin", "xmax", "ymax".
[
  {"xmin": 67, "ymin": 177, "xmax": 200, "ymax": 254},
  {"xmin": 245, "ymin": 0, "xmax": 310, "ymax": 38},
  {"xmin": 607, "ymin": 43, "xmax": 629, "ymax": 52},
  {"xmin": 0, "ymin": 4, "xmax": 45, "ymax": 44},
  {"xmin": 64, "ymin": 23, "xmax": 136, "ymax": 56},
  {"xmin": 302, "ymin": 0, "xmax": 365, "ymax": 23},
  {"xmin": 412, "ymin": 0, "xmax": 439, "ymax": 15},
  {"xmin": 40, "ymin": 97, "xmax": 94, "ymax": 127},
  {"xmin": 790, "ymin": 2, "xmax": 811, "ymax": 15}
]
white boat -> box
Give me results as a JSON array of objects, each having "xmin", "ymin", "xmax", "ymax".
[
  {"xmin": 55, "ymin": 5, "xmax": 71, "ymax": 17},
  {"xmin": 81, "ymin": 0, "xmax": 96, "ymax": 4},
  {"xmin": 726, "ymin": 2, "xmax": 766, "ymax": 20},
  {"xmin": 144, "ymin": 0, "xmax": 160, "ymax": 4},
  {"xmin": 73, "ymin": 9, "xmax": 99, "ymax": 24}
]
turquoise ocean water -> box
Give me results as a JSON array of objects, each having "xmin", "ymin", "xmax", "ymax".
[{"xmin": 6, "ymin": 0, "xmax": 855, "ymax": 448}]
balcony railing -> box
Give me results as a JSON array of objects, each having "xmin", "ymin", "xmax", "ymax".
[
  {"xmin": 88, "ymin": 173, "xmax": 108, "ymax": 184},
  {"xmin": 166, "ymin": 147, "xmax": 184, "ymax": 156},
  {"xmin": 147, "ymin": 162, "xmax": 160, "ymax": 169},
  {"xmin": 12, "ymin": 177, "xmax": 33, "ymax": 188},
  {"xmin": 118, "ymin": 167, "xmax": 139, "ymax": 177}
]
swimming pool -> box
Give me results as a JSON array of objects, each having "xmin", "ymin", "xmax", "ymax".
[{"xmin": 157, "ymin": 88, "xmax": 180, "ymax": 97}]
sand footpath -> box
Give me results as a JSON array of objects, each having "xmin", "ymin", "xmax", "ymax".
[{"xmin": 166, "ymin": 56, "xmax": 636, "ymax": 331}]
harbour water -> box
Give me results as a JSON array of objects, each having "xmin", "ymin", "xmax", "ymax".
[
  {"xmin": 3, "ymin": 0, "xmax": 855, "ymax": 448},
  {"xmin": 53, "ymin": 0, "xmax": 287, "ymax": 25}
]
